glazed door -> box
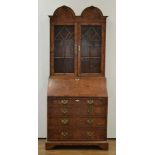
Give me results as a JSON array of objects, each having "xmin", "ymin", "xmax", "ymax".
[
  {"xmin": 51, "ymin": 24, "xmax": 77, "ymax": 75},
  {"xmin": 78, "ymin": 24, "xmax": 104, "ymax": 76}
]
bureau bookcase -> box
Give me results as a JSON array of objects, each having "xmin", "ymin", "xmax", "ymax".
[{"xmin": 46, "ymin": 6, "xmax": 108, "ymax": 150}]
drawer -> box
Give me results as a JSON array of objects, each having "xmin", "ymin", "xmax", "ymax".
[
  {"xmin": 48, "ymin": 98, "xmax": 107, "ymax": 116},
  {"xmin": 48, "ymin": 98, "xmax": 107, "ymax": 106},
  {"xmin": 48, "ymin": 117, "xmax": 106, "ymax": 127},
  {"xmin": 47, "ymin": 127, "xmax": 106, "ymax": 141}
]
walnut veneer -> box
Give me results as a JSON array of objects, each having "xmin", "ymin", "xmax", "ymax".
[{"xmin": 46, "ymin": 6, "xmax": 108, "ymax": 150}]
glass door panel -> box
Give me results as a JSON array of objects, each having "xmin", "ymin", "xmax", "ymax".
[
  {"xmin": 80, "ymin": 25, "xmax": 102, "ymax": 73},
  {"xmin": 54, "ymin": 25, "xmax": 74, "ymax": 73}
]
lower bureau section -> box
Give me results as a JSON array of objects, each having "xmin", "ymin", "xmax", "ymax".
[
  {"xmin": 46, "ymin": 97, "xmax": 108, "ymax": 150},
  {"xmin": 47, "ymin": 127, "xmax": 106, "ymax": 141}
]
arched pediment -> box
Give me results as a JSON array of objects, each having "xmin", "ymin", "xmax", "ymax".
[
  {"xmin": 81, "ymin": 6, "xmax": 103, "ymax": 19},
  {"xmin": 53, "ymin": 5, "xmax": 75, "ymax": 19}
]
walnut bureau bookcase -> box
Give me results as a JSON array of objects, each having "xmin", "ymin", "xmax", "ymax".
[{"xmin": 46, "ymin": 6, "xmax": 108, "ymax": 150}]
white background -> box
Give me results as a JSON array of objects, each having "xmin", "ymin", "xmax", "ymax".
[
  {"xmin": 0, "ymin": 0, "xmax": 155, "ymax": 155},
  {"xmin": 38, "ymin": 0, "xmax": 116, "ymax": 138}
]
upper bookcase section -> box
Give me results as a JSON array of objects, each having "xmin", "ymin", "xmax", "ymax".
[
  {"xmin": 49, "ymin": 5, "xmax": 108, "ymax": 22},
  {"xmin": 49, "ymin": 6, "xmax": 108, "ymax": 77}
]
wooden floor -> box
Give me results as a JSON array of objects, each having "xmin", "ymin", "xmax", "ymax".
[{"xmin": 38, "ymin": 139, "xmax": 116, "ymax": 155}]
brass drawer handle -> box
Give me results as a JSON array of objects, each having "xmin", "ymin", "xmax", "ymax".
[
  {"xmin": 61, "ymin": 118, "xmax": 69, "ymax": 124},
  {"xmin": 61, "ymin": 131, "xmax": 68, "ymax": 137},
  {"xmin": 61, "ymin": 100, "xmax": 68, "ymax": 105},
  {"xmin": 87, "ymin": 131, "xmax": 94, "ymax": 137},
  {"xmin": 61, "ymin": 108, "xmax": 68, "ymax": 114},
  {"xmin": 87, "ymin": 100, "xmax": 94, "ymax": 105},
  {"xmin": 87, "ymin": 119, "xmax": 94, "ymax": 124}
]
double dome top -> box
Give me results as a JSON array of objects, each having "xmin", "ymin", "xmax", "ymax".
[{"xmin": 52, "ymin": 5, "xmax": 106, "ymax": 19}]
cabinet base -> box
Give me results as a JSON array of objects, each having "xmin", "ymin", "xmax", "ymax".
[{"xmin": 45, "ymin": 141, "xmax": 109, "ymax": 150}]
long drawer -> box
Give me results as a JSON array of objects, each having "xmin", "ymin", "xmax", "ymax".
[
  {"xmin": 48, "ymin": 98, "xmax": 107, "ymax": 116},
  {"xmin": 47, "ymin": 127, "xmax": 106, "ymax": 141},
  {"xmin": 48, "ymin": 117, "xmax": 106, "ymax": 127},
  {"xmin": 48, "ymin": 98, "xmax": 107, "ymax": 105}
]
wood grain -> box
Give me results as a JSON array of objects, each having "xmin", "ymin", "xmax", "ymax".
[
  {"xmin": 46, "ymin": 6, "xmax": 109, "ymax": 150},
  {"xmin": 48, "ymin": 77, "xmax": 108, "ymax": 97}
]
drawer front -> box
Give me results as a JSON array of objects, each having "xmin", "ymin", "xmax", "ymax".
[
  {"xmin": 48, "ymin": 117, "xmax": 106, "ymax": 127},
  {"xmin": 48, "ymin": 98, "xmax": 107, "ymax": 106},
  {"xmin": 47, "ymin": 127, "xmax": 106, "ymax": 141},
  {"xmin": 48, "ymin": 98, "xmax": 107, "ymax": 116}
]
